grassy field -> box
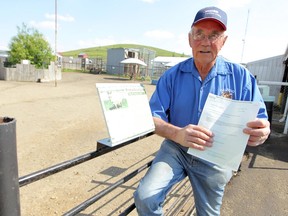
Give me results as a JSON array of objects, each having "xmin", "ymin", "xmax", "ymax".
[{"xmin": 60, "ymin": 43, "xmax": 189, "ymax": 59}]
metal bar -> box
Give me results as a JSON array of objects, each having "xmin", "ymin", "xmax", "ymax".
[
  {"xmin": 183, "ymin": 204, "xmax": 196, "ymax": 216},
  {"xmin": 63, "ymin": 160, "xmax": 153, "ymax": 216},
  {"xmin": 19, "ymin": 132, "xmax": 153, "ymax": 187},
  {"xmin": 165, "ymin": 179, "xmax": 192, "ymax": 216},
  {"xmin": 118, "ymin": 203, "xmax": 136, "ymax": 216},
  {"xmin": 170, "ymin": 188, "xmax": 193, "ymax": 216},
  {"xmin": 258, "ymin": 81, "xmax": 288, "ymax": 86},
  {"xmin": 119, "ymin": 179, "xmax": 194, "ymax": 216},
  {"xmin": 0, "ymin": 117, "xmax": 21, "ymax": 216},
  {"xmin": 166, "ymin": 178, "xmax": 189, "ymax": 201},
  {"xmin": 19, "ymin": 151, "xmax": 98, "ymax": 187}
]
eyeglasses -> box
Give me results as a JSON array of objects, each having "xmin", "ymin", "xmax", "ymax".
[{"xmin": 192, "ymin": 32, "xmax": 223, "ymax": 43}]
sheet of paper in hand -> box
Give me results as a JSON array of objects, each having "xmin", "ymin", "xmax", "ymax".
[
  {"xmin": 187, "ymin": 93, "xmax": 260, "ymax": 171},
  {"xmin": 96, "ymin": 83, "xmax": 155, "ymax": 147}
]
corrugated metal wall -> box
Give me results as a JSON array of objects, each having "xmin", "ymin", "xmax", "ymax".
[
  {"xmin": 246, "ymin": 54, "xmax": 286, "ymax": 103},
  {"xmin": 107, "ymin": 48, "xmax": 125, "ymax": 75}
]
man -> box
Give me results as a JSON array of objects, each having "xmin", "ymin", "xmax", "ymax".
[{"xmin": 133, "ymin": 6, "xmax": 271, "ymax": 216}]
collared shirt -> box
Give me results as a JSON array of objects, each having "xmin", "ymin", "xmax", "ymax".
[{"xmin": 150, "ymin": 56, "xmax": 268, "ymax": 127}]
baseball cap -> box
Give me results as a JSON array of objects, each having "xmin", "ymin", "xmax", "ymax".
[{"xmin": 192, "ymin": 6, "xmax": 227, "ymax": 30}]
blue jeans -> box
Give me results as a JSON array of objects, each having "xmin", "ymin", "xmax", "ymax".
[{"xmin": 134, "ymin": 139, "xmax": 233, "ymax": 216}]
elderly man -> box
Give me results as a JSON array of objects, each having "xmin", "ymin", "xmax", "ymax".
[{"xmin": 134, "ymin": 6, "xmax": 270, "ymax": 216}]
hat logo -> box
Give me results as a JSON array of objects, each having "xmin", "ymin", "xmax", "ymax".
[{"xmin": 205, "ymin": 9, "xmax": 221, "ymax": 18}]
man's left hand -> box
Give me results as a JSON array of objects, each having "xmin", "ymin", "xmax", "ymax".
[{"xmin": 243, "ymin": 118, "xmax": 271, "ymax": 146}]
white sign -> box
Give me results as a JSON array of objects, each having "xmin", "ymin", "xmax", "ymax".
[{"xmin": 96, "ymin": 83, "xmax": 155, "ymax": 146}]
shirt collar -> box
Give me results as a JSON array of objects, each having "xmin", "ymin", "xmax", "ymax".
[{"xmin": 180, "ymin": 56, "xmax": 233, "ymax": 77}]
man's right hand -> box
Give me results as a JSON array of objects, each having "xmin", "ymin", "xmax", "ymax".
[
  {"xmin": 175, "ymin": 124, "xmax": 214, "ymax": 150},
  {"xmin": 153, "ymin": 117, "xmax": 214, "ymax": 150}
]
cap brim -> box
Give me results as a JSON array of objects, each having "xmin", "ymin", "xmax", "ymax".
[{"xmin": 193, "ymin": 18, "xmax": 226, "ymax": 30}]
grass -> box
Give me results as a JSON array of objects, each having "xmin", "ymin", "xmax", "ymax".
[
  {"xmin": 61, "ymin": 68, "xmax": 83, "ymax": 73},
  {"xmin": 60, "ymin": 43, "xmax": 190, "ymax": 59}
]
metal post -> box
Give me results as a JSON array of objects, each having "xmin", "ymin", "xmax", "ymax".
[
  {"xmin": 0, "ymin": 117, "xmax": 21, "ymax": 216},
  {"xmin": 54, "ymin": 0, "xmax": 58, "ymax": 87}
]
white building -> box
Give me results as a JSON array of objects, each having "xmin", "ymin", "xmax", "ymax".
[
  {"xmin": 152, "ymin": 56, "xmax": 190, "ymax": 68},
  {"xmin": 246, "ymin": 54, "xmax": 287, "ymax": 105}
]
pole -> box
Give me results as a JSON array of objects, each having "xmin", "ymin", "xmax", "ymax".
[
  {"xmin": 241, "ymin": 10, "xmax": 250, "ymax": 63},
  {"xmin": 54, "ymin": 0, "xmax": 58, "ymax": 87},
  {"xmin": 0, "ymin": 117, "xmax": 21, "ymax": 216}
]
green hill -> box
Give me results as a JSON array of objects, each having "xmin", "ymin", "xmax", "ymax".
[{"xmin": 60, "ymin": 44, "xmax": 190, "ymax": 59}]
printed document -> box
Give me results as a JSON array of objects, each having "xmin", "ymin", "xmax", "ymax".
[{"xmin": 187, "ymin": 93, "xmax": 260, "ymax": 171}]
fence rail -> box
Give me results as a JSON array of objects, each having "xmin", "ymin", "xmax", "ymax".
[
  {"xmin": 63, "ymin": 160, "xmax": 153, "ymax": 216},
  {"xmin": 1, "ymin": 127, "xmax": 195, "ymax": 216},
  {"xmin": 7, "ymin": 119, "xmax": 284, "ymax": 215},
  {"xmin": 19, "ymin": 133, "xmax": 153, "ymax": 187}
]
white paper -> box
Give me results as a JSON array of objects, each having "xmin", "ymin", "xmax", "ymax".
[
  {"xmin": 96, "ymin": 83, "xmax": 155, "ymax": 146},
  {"xmin": 187, "ymin": 93, "xmax": 260, "ymax": 171}
]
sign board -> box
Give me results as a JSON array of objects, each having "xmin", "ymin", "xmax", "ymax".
[{"xmin": 96, "ymin": 83, "xmax": 155, "ymax": 146}]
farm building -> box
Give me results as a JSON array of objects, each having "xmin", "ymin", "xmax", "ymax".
[
  {"xmin": 151, "ymin": 56, "xmax": 190, "ymax": 83},
  {"xmin": 152, "ymin": 56, "xmax": 189, "ymax": 67},
  {"xmin": 106, "ymin": 47, "xmax": 155, "ymax": 77},
  {"xmin": 246, "ymin": 53, "xmax": 288, "ymax": 107},
  {"xmin": 77, "ymin": 53, "xmax": 89, "ymax": 58}
]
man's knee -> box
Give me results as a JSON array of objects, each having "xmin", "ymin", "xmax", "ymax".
[
  {"xmin": 134, "ymin": 187, "xmax": 163, "ymax": 215},
  {"xmin": 134, "ymin": 187, "xmax": 155, "ymax": 208}
]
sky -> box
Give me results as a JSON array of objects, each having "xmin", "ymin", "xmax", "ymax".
[{"xmin": 1, "ymin": 0, "xmax": 287, "ymax": 63}]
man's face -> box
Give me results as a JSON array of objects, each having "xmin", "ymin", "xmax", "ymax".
[{"xmin": 189, "ymin": 20, "xmax": 227, "ymax": 66}]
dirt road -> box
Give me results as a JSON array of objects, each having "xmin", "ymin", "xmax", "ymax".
[{"xmin": 1, "ymin": 72, "xmax": 162, "ymax": 215}]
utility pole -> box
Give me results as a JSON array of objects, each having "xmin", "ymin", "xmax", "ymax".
[
  {"xmin": 241, "ymin": 10, "xmax": 250, "ymax": 63},
  {"xmin": 54, "ymin": 0, "xmax": 58, "ymax": 87}
]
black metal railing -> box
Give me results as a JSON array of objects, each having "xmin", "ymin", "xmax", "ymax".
[
  {"xmin": 19, "ymin": 133, "xmax": 153, "ymax": 187},
  {"xmin": 2, "ymin": 127, "xmax": 194, "ymax": 216}
]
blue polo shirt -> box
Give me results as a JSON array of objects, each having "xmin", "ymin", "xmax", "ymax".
[{"xmin": 150, "ymin": 56, "xmax": 268, "ymax": 127}]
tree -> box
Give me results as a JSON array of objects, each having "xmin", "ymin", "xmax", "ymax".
[{"xmin": 8, "ymin": 23, "xmax": 54, "ymax": 68}]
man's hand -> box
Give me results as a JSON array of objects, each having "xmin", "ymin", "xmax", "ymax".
[
  {"xmin": 243, "ymin": 118, "xmax": 270, "ymax": 146},
  {"xmin": 175, "ymin": 124, "xmax": 214, "ymax": 150},
  {"xmin": 153, "ymin": 117, "xmax": 214, "ymax": 150}
]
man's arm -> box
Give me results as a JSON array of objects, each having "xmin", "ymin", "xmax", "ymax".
[{"xmin": 153, "ymin": 117, "xmax": 214, "ymax": 150}]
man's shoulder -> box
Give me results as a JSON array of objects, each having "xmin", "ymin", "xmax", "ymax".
[
  {"xmin": 162, "ymin": 57, "xmax": 193, "ymax": 76},
  {"xmin": 217, "ymin": 56, "xmax": 248, "ymax": 74},
  {"xmin": 217, "ymin": 56, "xmax": 246, "ymax": 69}
]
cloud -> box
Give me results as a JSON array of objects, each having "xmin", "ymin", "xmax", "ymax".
[
  {"xmin": 144, "ymin": 30, "xmax": 175, "ymax": 40},
  {"xmin": 45, "ymin": 13, "xmax": 75, "ymax": 22},
  {"xmin": 29, "ymin": 13, "xmax": 75, "ymax": 31},
  {"xmin": 216, "ymin": 0, "xmax": 251, "ymax": 9},
  {"xmin": 175, "ymin": 33, "xmax": 191, "ymax": 55},
  {"xmin": 29, "ymin": 20, "xmax": 55, "ymax": 30},
  {"xmin": 156, "ymin": 33, "xmax": 191, "ymax": 55},
  {"xmin": 78, "ymin": 37, "xmax": 117, "ymax": 48}
]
